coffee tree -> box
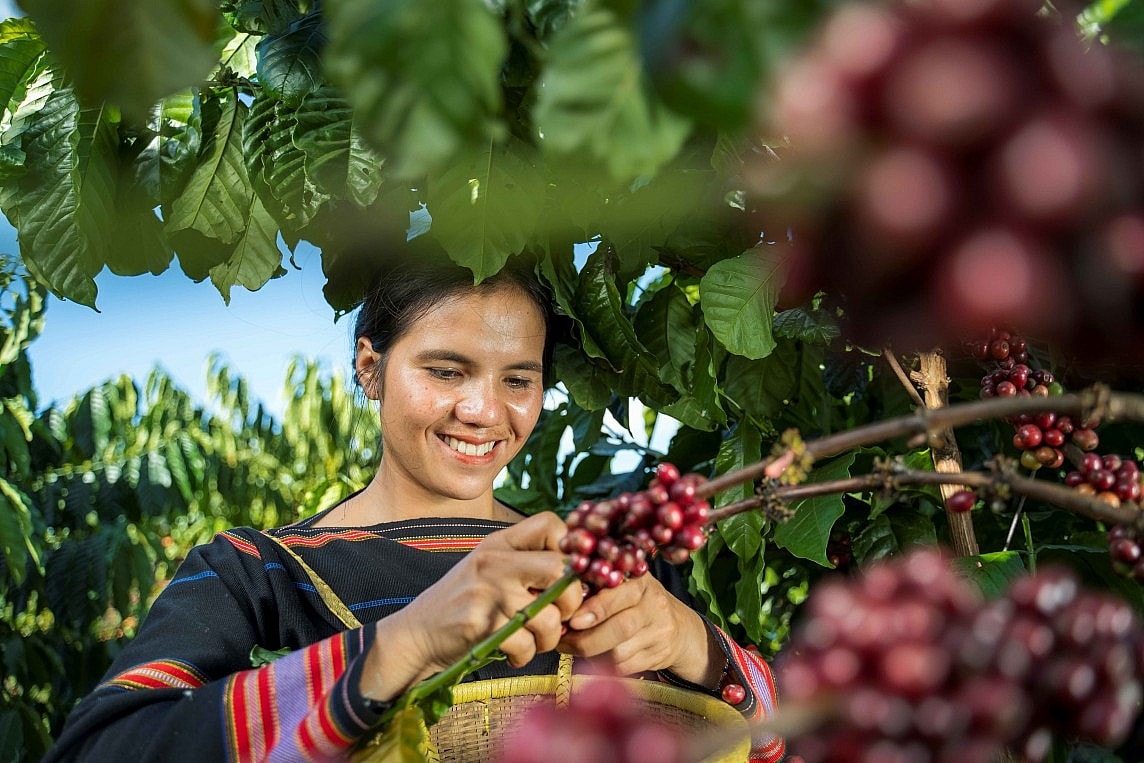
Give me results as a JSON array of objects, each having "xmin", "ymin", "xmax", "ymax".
[{"xmin": 2, "ymin": 0, "xmax": 1144, "ymax": 760}]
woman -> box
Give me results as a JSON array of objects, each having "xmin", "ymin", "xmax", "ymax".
[{"xmin": 45, "ymin": 256, "xmax": 784, "ymax": 762}]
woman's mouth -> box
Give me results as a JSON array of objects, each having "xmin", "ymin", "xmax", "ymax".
[{"xmin": 441, "ymin": 435, "xmax": 497, "ymax": 457}]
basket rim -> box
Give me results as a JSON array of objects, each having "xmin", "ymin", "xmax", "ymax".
[{"xmin": 444, "ymin": 673, "xmax": 751, "ymax": 761}]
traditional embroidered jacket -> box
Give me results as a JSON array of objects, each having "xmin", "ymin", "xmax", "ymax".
[{"xmin": 45, "ymin": 514, "xmax": 785, "ymax": 762}]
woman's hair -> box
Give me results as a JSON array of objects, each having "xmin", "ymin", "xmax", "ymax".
[{"xmin": 353, "ymin": 254, "xmax": 562, "ymax": 389}]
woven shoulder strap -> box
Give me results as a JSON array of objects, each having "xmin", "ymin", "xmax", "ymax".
[{"xmin": 266, "ymin": 534, "xmax": 363, "ymax": 630}]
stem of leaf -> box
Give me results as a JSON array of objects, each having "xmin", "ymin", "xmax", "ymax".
[{"xmin": 381, "ymin": 569, "xmax": 578, "ymax": 724}]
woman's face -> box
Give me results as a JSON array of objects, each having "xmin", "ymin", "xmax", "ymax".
[{"xmin": 361, "ymin": 285, "xmax": 547, "ymax": 503}]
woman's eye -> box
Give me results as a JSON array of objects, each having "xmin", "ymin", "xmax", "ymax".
[
  {"xmin": 428, "ymin": 368, "xmax": 461, "ymax": 380},
  {"xmin": 506, "ymin": 377, "xmax": 535, "ymax": 390}
]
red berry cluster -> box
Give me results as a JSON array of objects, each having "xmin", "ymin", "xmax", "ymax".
[
  {"xmin": 970, "ymin": 328, "xmax": 1098, "ymax": 471},
  {"xmin": 500, "ymin": 677, "xmax": 690, "ymax": 763},
  {"xmin": 780, "ymin": 549, "xmax": 1144, "ymax": 763},
  {"xmin": 1065, "ymin": 452, "xmax": 1142, "ymax": 507},
  {"xmin": 560, "ymin": 463, "xmax": 709, "ymax": 593},
  {"xmin": 755, "ymin": 0, "xmax": 1144, "ymax": 363}
]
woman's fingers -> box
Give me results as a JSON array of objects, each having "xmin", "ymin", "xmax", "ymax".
[{"xmin": 491, "ymin": 511, "xmax": 568, "ymax": 553}]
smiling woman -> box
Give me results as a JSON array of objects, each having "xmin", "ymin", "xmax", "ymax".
[{"xmin": 43, "ymin": 251, "xmax": 785, "ymax": 763}]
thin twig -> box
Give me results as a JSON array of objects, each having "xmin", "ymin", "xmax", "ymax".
[
  {"xmin": 705, "ymin": 467, "xmax": 1142, "ymax": 530},
  {"xmin": 883, "ymin": 348, "xmax": 926, "ymax": 408}
]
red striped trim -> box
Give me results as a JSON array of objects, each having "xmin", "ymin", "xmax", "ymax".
[
  {"xmin": 397, "ymin": 537, "xmax": 483, "ymax": 552},
  {"xmin": 227, "ymin": 671, "xmax": 253, "ymax": 762},
  {"xmin": 257, "ymin": 664, "xmax": 278, "ymax": 755},
  {"xmin": 103, "ymin": 659, "xmax": 207, "ymax": 691},
  {"xmin": 220, "ymin": 531, "xmax": 262, "ymax": 559},
  {"xmin": 274, "ymin": 529, "xmax": 381, "ymax": 549}
]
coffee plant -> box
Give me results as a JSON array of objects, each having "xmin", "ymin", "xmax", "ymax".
[{"xmin": 2, "ymin": 0, "xmax": 1144, "ymax": 761}]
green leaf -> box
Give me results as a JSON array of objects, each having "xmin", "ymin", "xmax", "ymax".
[
  {"xmin": 256, "ymin": 10, "xmax": 325, "ymax": 106},
  {"xmin": 428, "ymin": 140, "xmax": 545, "ymax": 282},
  {"xmin": 952, "ymin": 550, "xmax": 1025, "ymax": 599},
  {"xmin": 250, "ymin": 644, "xmax": 291, "ymax": 667},
  {"xmin": 700, "ymin": 248, "xmax": 784, "ymax": 360},
  {"xmin": 632, "ymin": 283, "xmax": 695, "ymax": 389},
  {"xmin": 852, "ymin": 510, "xmax": 939, "ymax": 567},
  {"xmin": 534, "ymin": 7, "xmax": 690, "ymax": 181},
  {"xmin": 0, "ymin": 82, "xmax": 118, "ymax": 307},
  {"xmin": 552, "ymin": 344, "xmax": 615, "ymax": 411},
  {"xmin": 0, "ymin": 18, "xmax": 47, "ymax": 114},
  {"xmin": 712, "ymin": 419, "xmax": 762, "ymax": 508},
  {"xmin": 721, "ymin": 339, "xmax": 799, "ymax": 424},
  {"xmin": 661, "ymin": 327, "xmax": 725, "ymax": 431},
  {"xmin": 0, "ymin": 477, "xmax": 37, "ymax": 584},
  {"xmin": 208, "ymin": 191, "xmax": 285, "ymax": 302},
  {"xmin": 291, "ymin": 88, "xmax": 383, "ymax": 207},
  {"xmin": 222, "ymin": 0, "xmax": 309, "ymax": 35},
  {"xmin": 773, "ymin": 454, "xmax": 856, "ymax": 566},
  {"xmin": 773, "ymin": 306, "xmax": 840, "ymax": 346},
  {"xmin": 168, "ymin": 90, "xmax": 252, "ymax": 247},
  {"xmin": 325, "ymin": 0, "xmax": 507, "ymax": 178},
  {"xmin": 134, "ymin": 89, "xmax": 202, "ymax": 209},
  {"xmin": 18, "ymin": 0, "xmax": 219, "ymax": 117}
]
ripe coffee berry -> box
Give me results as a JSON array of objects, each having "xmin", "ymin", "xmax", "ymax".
[
  {"xmin": 946, "ymin": 489, "xmax": 976, "ymax": 513},
  {"xmin": 722, "ymin": 683, "xmax": 747, "ymax": 705}
]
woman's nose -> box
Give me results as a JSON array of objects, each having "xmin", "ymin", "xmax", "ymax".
[{"xmin": 454, "ymin": 380, "xmax": 502, "ymax": 425}]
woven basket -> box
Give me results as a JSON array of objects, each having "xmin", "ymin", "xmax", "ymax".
[{"xmin": 427, "ymin": 672, "xmax": 750, "ymax": 762}]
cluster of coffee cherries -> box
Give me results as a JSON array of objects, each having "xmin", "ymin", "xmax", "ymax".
[
  {"xmin": 970, "ymin": 328, "xmax": 1099, "ymax": 471},
  {"xmin": 780, "ymin": 548, "xmax": 1144, "ymax": 763},
  {"xmin": 1109, "ymin": 524, "xmax": 1144, "ymax": 583},
  {"xmin": 753, "ymin": 0, "xmax": 1144, "ymax": 363},
  {"xmin": 500, "ymin": 676, "xmax": 690, "ymax": 763},
  {"xmin": 560, "ymin": 463, "xmax": 710, "ymax": 593}
]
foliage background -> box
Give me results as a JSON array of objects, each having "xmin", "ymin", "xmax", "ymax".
[{"xmin": 1, "ymin": 0, "xmax": 1144, "ymax": 760}]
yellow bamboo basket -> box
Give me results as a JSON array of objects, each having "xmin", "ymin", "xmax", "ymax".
[{"xmin": 426, "ymin": 669, "xmax": 751, "ymax": 762}]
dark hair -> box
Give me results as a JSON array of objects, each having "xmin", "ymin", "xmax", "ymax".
[{"xmin": 353, "ymin": 254, "xmax": 562, "ymax": 388}]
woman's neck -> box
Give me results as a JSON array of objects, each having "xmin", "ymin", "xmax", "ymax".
[{"xmin": 313, "ymin": 470, "xmax": 519, "ymax": 527}]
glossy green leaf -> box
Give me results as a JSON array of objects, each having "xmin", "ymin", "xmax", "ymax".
[
  {"xmin": 852, "ymin": 510, "xmax": 939, "ymax": 567},
  {"xmin": 222, "ymin": 0, "xmax": 310, "ymax": 35},
  {"xmin": 429, "ymin": 140, "xmax": 545, "ymax": 282},
  {"xmin": 552, "ymin": 344, "xmax": 615, "ymax": 411},
  {"xmin": 167, "ymin": 91, "xmax": 252, "ymax": 246},
  {"xmin": 773, "ymin": 306, "xmax": 841, "ymax": 346},
  {"xmin": 534, "ymin": 7, "xmax": 690, "ymax": 181},
  {"xmin": 660, "ymin": 327, "xmax": 725, "ymax": 431},
  {"xmin": 952, "ymin": 550, "xmax": 1025, "ymax": 599},
  {"xmin": 700, "ymin": 248, "xmax": 784, "ymax": 360},
  {"xmin": 18, "ymin": 0, "xmax": 219, "ymax": 116},
  {"xmin": 721, "ymin": 339, "xmax": 799, "ymax": 425},
  {"xmin": 291, "ymin": 88, "xmax": 383, "ymax": 207},
  {"xmin": 135, "ymin": 89, "xmax": 202, "ymax": 210},
  {"xmin": 632, "ymin": 283, "xmax": 695, "ymax": 389},
  {"xmin": 256, "ymin": 11, "xmax": 325, "ymax": 106},
  {"xmin": 712, "ymin": 419, "xmax": 762, "ymax": 509},
  {"xmin": 0, "ymin": 18, "xmax": 47, "ymax": 114},
  {"xmin": 325, "ymin": 0, "xmax": 507, "ymax": 178},
  {"xmin": 773, "ymin": 454, "xmax": 856, "ymax": 566},
  {"xmin": 208, "ymin": 191, "xmax": 285, "ymax": 302}
]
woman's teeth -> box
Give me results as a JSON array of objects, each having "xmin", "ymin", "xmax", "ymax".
[{"xmin": 444, "ymin": 436, "xmax": 495, "ymax": 456}]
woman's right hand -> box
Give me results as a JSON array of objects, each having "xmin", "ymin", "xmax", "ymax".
[{"xmin": 359, "ymin": 512, "xmax": 580, "ymax": 701}]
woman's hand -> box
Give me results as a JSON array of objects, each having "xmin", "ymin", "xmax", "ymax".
[
  {"xmin": 557, "ymin": 574, "xmax": 725, "ymax": 687},
  {"xmin": 360, "ymin": 512, "xmax": 582, "ymax": 701}
]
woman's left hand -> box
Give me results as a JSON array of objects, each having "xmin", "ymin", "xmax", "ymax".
[{"xmin": 556, "ymin": 574, "xmax": 723, "ymax": 686}]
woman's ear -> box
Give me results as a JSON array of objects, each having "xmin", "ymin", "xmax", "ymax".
[{"xmin": 355, "ymin": 337, "xmax": 382, "ymax": 400}]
